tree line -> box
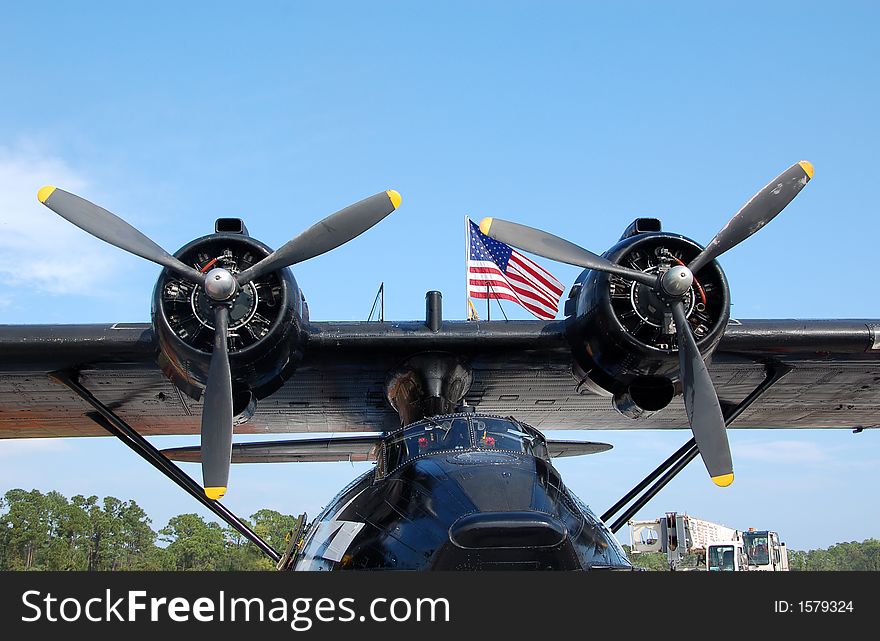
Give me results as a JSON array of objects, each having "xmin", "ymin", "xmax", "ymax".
[
  {"xmin": 787, "ymin": 541, "xmax": 880, "ymax": 571},
  {"xmin": 0, "ymin": 488, "xmax": 299, "ymax": 571},
  {"xmin": 4, "ymin": 488, "xmax": 879, "ymax": 571}
]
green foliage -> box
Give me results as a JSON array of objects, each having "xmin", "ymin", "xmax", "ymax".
[
  {"xmin": 622, "ymin": 545, "xmax": 671, "ymax": 571},
  {"xmin": 0, "ymin": 488, "xmax": 298, "ymax": 571},
  {"xmin": 622, "ymin": 544, "xmax": 705, "ymax": 571},
  {"xmin": 160, "ymin": 513, "xmax": 227, "ymax": 571},
  {"xmin": 788, "ymin": 540, "xmax": 880, "ymax": 571},
  {"xmin": 10, "ymin": 487, "xmax": 876, "ymax": 572},
  {"xmin": 251, "ymin": 508, "xmax": 300, "ymax": 553}
]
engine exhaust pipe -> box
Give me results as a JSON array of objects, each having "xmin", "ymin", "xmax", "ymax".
[{"xmin": 613, "ymin": 376, "xmax": 675, "ymax": 419}]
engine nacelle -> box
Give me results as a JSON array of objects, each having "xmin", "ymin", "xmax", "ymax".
[
  {"xmin": 565, "ymin": 221, "xmax": 730, "ymax": 415},
  {"xmin": 151, "ymin": 221, "xmax": 307, "ymax": 410}
]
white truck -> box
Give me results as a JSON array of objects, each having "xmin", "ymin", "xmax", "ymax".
[{"xmin": 629, "ymin": 512, "xmax": 788, "ymax": 571}]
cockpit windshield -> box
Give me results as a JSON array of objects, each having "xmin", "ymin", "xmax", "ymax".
[
  {"xmin": 472, "ymin": 417, "xmax": 549, "ymax": 458},
  {"xmin": 382, "ymin": 417, "xmax": 472, "ymax": 475},
  {"xmin": 743, "ymin": 532, "xmax": 770, "ymax": 565},
  {"xmin": 379, "ymin": 415, "xmax": 549, "ymax": 477}
]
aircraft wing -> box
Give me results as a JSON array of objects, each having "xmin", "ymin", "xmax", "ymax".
[
  {"xmin": 1, "ymin": 318, "xmax": 880, "ymax": 439},
  {"xmin": 158, "ymin": 434, "xmax": 612, "ymax": 463}
]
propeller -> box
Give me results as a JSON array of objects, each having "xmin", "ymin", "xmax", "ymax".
[
  {"xmin": 201, "ymin": 306, "xmax": 233, "ymax": 499},
  {"xmin": 671, "ymin": 300, "xmax": 731, "ymax": 485},
  {"xmin": 38, "ymin": 185, "xmax": 402, "ymax": 498},
  {"xmin": 38, "ymin": 187, "xmax": 207, "ymax": 284},
  {"xmin": 478, "ymin": 217, "xmax": 657, "ymax": 287},
  {"xmin": 688, "ymin": 161, "xmax": 813, "ymax": 274},
  {"xmin": 479, "ymin": 161, "xmax": 814, "ymax": 485},
  {"xmin": 237, "ymin": 190, "xmax": 401, "ymax": 285}
]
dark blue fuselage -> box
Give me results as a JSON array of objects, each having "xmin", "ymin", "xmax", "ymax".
[{"xmin": 294, "ymin": 414, "xmax": 631, "ymax": 571}]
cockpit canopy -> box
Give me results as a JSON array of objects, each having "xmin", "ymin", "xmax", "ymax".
[{"xmin": 377, "ymin": 415, "xmax": 549, "ymax": 478}]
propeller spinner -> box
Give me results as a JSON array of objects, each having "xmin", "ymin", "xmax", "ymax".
[
  {"xmin": 480, "ymin": 161, "xmax": 814, "ymax": 486},
  {"xmin": 38, "ymin": 185, "xmax": 402, "ymax": 499}
]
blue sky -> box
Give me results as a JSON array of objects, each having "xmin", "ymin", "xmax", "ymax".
[{"xmin": 1, "ymin": 1, "xmax": 879, "ymax": 551}]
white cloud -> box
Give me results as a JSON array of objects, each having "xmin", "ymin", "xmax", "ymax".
[
  {"xmin": 0, "ymin": 143, "xmax": 122, "ymax": 295},
  {"xmin": 734, "ymin": 439, "xmax": 829, "ymax": 464}
]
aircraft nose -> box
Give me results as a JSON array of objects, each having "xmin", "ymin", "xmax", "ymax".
[{"xmin": 449, "ymin": 511, "xmax": 568, "ymax": 549}]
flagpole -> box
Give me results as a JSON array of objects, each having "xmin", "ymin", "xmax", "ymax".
[{"xmin": 464, "ymin": 215, "xmax": 469, "ymax": 320}]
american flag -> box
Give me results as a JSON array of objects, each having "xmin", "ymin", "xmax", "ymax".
[{"xmin": 467, "ymin": 219, "xmax": 563, "ymax": 320}]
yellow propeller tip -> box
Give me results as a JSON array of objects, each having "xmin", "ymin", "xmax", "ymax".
[
  {"xmin": 37, "ymin": 185, "xmax": 56, "ymax": 203},
  {"xmin": 386, "ymin": 189, "xmax": 402, "ymax": 209},
  {"xmin": 711, "ymin": 473, "xmax": 734, "ymax": 487},
  {"xmin": 204, "ymin": 487, "xmax": 226, "ymax": 500},
  {"xmin": 798, "ymin": 160, "xmax": 814, "ymax": 180},
  {"xmin": 479, "ymin": 217, "xmax": 493, "ymax": 235}
]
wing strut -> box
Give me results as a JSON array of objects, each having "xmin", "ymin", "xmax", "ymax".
[
  {"xmin": 601, "ymin": 363, "xmax": 792, "ymax": 534},
  {"xmin": 47, "ymin": 370, "xmax": 281, "ymax": 563}
]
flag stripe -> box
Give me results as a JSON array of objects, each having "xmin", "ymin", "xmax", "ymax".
[
  {"xmin": 511, "ymin": 251, "xmax": 562, "ymax": 290},
  {"xmin": 509, "ymin": 252, "xmax": 564, "ymax": 295},
  {"xmin": 497, "ymin": 276, "xmax": 557, "ymax": 313},
  {"xmin": 510, "ymin": 250, "xmax": 562, "ymax": 288},
  {"xmin": 468, "ymin": 270, "xmax": 557, "ymax": 318},
  {"xmin": 470, "ymin": 285, "xmax": 555, "ymax": 319},
  {"xmin": 475, "ymin": 259, "xmax": 557, "ymax": 307},
  {"xmin": 506, "ymin": 263, "xmax": 559, "ymax": 305},
  {"xmin": 468, "ymin": 264, "xmax": 508, "ymax": 276},
  {"xmin": 504, "ymin": 268, "xmax": 559, "ymax": 309},
  {"xmin": 468, "ymin": 276, "xmax": 557, "ymax": 317}
]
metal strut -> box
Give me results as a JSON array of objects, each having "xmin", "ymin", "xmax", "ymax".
[
  {"xmin": 49, "ymin": 370, "xmax": 281, "ymax": 562},
  {"xmin": 602, "ymin": 363, "xmax": 792, "ymax": 534}
]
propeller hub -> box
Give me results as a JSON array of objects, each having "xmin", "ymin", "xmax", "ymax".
[
  {"xmin": 204, "ymin": 268, "xmax": 237, "ymax": 301},
  {"xmin": 659, "ymin": 265, "xmax": 693, "ymax": 298}
]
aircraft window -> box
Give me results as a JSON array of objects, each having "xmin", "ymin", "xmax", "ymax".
[
  {"xmin": 744, "ymin": 532, "xmax": 770, "ymax": 565},
  {"xmin": 383, "ymin": 439, "xmax": 404, "ymax": 475},
  {"xmin": 472, "ymin": 417, "xmax": 548, "ymax": 458},
  {"xmin": 381, "ymin": 418, "xmax": 472, "ymax": 475},
  {"xmin": 707, "ymin": 545, "xmax": 736, "ymax": 571}
]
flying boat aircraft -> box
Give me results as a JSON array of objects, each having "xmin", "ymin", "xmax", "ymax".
[{"xmin": 2, "ymin": 160, "xmax": 877, "ymax": 570}]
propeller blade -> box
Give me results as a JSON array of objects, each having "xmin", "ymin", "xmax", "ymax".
[
  {"xmin": 37, "ymin": 186, "xmax": 205, "ymax": 284},
  {"xmin": 671, "ymin": 301, "xmax": 733, "ymax": 486},
  {"xmin": 237, "ymin": 190, "xmax": 401, "ymax": 285},
  {"xmin": 478, "ymin": 217, "xmax": 657, "ymax": 286},
  {"xmin": 688, "ymin": 161, "xmax": 813, "ymax": 274},
  {"xmin": 200, "ymin": 306, "xmax": 234, "ymax": 499}
]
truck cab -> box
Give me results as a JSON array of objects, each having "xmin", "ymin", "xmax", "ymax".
[
  {"xmin": 743, "ymin": 529, "xmax": 789, "ymax": 571},
  {"xmin": 706, "ymin": 541, "xmax": 748, "ymax": 571}
]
